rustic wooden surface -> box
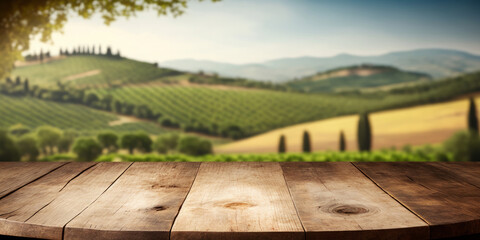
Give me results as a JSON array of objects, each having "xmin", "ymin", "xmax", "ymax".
[
  {"xmin": 0, "ymin": 162, "xmax": 66, "ymax": 198},
  {"xmin": 0, "ymin": 162, "xmax": 479, "ymax": 240},
  {"xmin": 354, "ymin": 162, "xmax": 480, "ymax": 239},
  {"xmin": 171, "ymin": 162, "xmax": 304, "ymax": 240},
  {"xmin": 65, "ymin": 162, "xmax": 200, "ymax": 240},
  {"xmin": 281, "ymin": 162, "xmax": 429, "ymax": 240}
]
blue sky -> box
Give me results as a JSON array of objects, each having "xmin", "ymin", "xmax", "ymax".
[{"xmin": 29, "ymin": 0, "xmax": 480, "ymax": 64}]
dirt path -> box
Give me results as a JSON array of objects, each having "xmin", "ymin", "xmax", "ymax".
[{"xmin": 63, "ymin": 69, "xmax": 101, "ymax": 81}]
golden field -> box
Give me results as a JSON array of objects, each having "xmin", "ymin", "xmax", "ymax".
[{"xmin": 215, "ymin": 96, "xmax": 480, "ymax": 153}]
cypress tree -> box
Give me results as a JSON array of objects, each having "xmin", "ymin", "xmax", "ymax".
[
  {"xmin": 24, "ymin": 79, "xmax": 29, "ymax": 92},
  {"xmin": 357, "ymin": 113, "xmax": 372, "ymax": 151},
  {"xmin": 278, "ymin": 135, "xmax": 286, "ymax": 153},
  {"xmin": 468, "ymin": 97, "xmax": 478, "ymax": 134},
  {"xmin": 302, "ymin": 130, "xmax": 311, "ymax": 153},
  {"xmin": 106, "ymin": 47, "xmax": 112, "ymax": 56},
  {"xmin": 39, "ymin": 50, "xmax": 44, "ymax": 63},
  {"xmin": 339, "ymin": 130, "xmax": 346, "ymax": 152}
]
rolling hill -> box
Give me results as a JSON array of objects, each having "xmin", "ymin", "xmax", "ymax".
[
  {"xmin": 215, "ymin": 96, "xmax": 480, "ymax": 153},
  {"xmin": 162, "ymin": 49, "xmax": 480, "ymax": 82},
  {"xmin": 0, "ymin": 94, "xmax": 170, "ymax": 134},
  {"xmin": 6, "ymin": 55, "xmax": 480, "ymax": 139},
  {"xmin": 286, "ymin": 64, "xmax": 432, "ymax": 93}
]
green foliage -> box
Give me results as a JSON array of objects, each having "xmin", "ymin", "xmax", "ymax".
[
  {"xmin": 444, "ymin": 131, "xmax": 480, "ymax": 162},
  {"xmin": 0, "ymin": 129, "xmax": 20, "ymax": 161},
  {"xmin": 357, "ymin": 113, "xmax": 372, "ymax": 152},
  {"xmin": 36, "ymin": 126, "xmax": 62, "ymax": 155},
  {"xmin": 339, "ymin": 131, "xmax": 346, "ymax": 152},
  {"xmin": 135, "ymin": 132, "xmax": 153, "ymax": 153},
  {"xmin": 1, "ymin": 0, "xmax": 218, "ymax": 78},
  {"xmin": 302, "ymin": 131, "xmax": 311, "ymax": 153},
  {"xmin": 120, "ymin": 133, "xmax": 138, "ymax": 154},
  {"xmin": 73, "ymin": 138, "xmax": 103, "ymax": 161},
  {"xmin": 468, "ymin": 97, "xmax": 478, "ymax": 134},
  {"xmin": 120, "ymin": 132, "xmax": 152, "ymax": 154},
  {"xmin": 97, "ymin": 132, "xmax": 119, "ymax": 153},
  {"xmin": 288, "ymin": 65, "xmax": 431, "ymax": 93},
  {"xmin": 95, "ymin": 146, "xmax": 449, "ymax": 162},
  {"xmin": 0, "ymin": 94, "xmax": 169, "ymax": 135},
  {"xmin": 8, "ymin": 124, "xmax": 31, "ymax": 137},
  {"xmin": 16, "ymin": 135, "xmax": 39, "ymax": 161},
  {"xmin": 57, "ymin": 129, "xmax": 78, "ymax": 153},
  {"xmin": 153, "ymin": 133, "xmax": 179, "ymax": 154},
  {"xmin": 177, "ymin": 136, "xmax": 212, "ymax": 156},
  {"xmin": 278, "ymin": 135, "xmax": 286, "ymax": 153}
]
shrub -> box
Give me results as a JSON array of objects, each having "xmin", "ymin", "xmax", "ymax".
[
  {"xmin": 177, "ymin": 136, "xmax": 212, "ymax": 156},
  {"xmin": 153, "ymin": 133, "xmax": 179, "ymax": 154},
  {"xmin": 97, "ymin": 132, "xmax": 119, "ymax": 153},
  {"xmin": 57, "ymin": 129, "xmax": 78, "ymax": 153},
  {"xmin": 135, "ymin": 132, "xmax": 153, "ymax": 153},
  {"xmin": 444, "ymin": 131, "xmax": 480, "ymax": 162},
  {"xmin": 36, "ymin": 126, "xmax": 62, "ymax": 155},
  {"xmin": 73, "ymin": 138, "xmax": 103, "ymax": 161},
  {"xmin": 8, "ymin": 124, "xmax": 30, "ymax": 137},
  {"xmin": 17, "ymin": 135, "xmax": 39, "ymax": 161},
  {"xmin": 0, "ymin": 129, "xmax": 20, "ymax": 161},
  {"xmin": 120, "ymin": 132, "xmax": 152, "ymax": 154},
  {"xmin": 120, "ymin": 133, "xmax": 137, "ymax": 154}
]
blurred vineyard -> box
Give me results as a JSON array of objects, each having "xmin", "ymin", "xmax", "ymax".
[
  {"xmin": 0, "ymin": 94, "xmax": 169, "ymax": 134},
  {"xmin": 6, "ymin": 55, "xmax": 480, "ymax": 139}
]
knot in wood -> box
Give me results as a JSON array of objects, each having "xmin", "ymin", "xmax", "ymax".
[{"xmin": 332, "ymin": 205, "xmax": 369, "ymax": 215}]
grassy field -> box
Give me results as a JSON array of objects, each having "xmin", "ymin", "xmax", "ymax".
[
  {"xmin": 0, "ymin": 94, "xmax": 170, "ymax": 134},
  {"xmin": 215, "ymin": 96, "xmax": 480, "ymax": 153}
]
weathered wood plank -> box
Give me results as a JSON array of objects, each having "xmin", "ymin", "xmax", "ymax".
[
  {"xmin": 64, "ymin": 162, "xmax": 200, "ymax": 240},
  {"xmin": 0, "ymin": 162, "xmax": 66, "ymax": 198},
  {"xmin": 281, "ymin": 162, "xmax": 429, "ymax": 240},
  {"xmin": 354, "ymin": 162, "xmax": 480, "ymax": 239},
  {"xmin": 0, "ymin": 162, "xmax": 130, "ymax": 239},
  {"xmin": 171, "ymin": 162, "xmax": 304, "ymax": 240}
]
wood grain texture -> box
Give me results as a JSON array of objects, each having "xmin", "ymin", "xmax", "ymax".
[
  {"xmin": 354, "ymin": 162, "xmax": 480, "ymax": 239},
  {"xmin": 281, "ymin": 162, "xmax": 429, "ymax": 240},
  {"xmin": 0, "ymin": 162, "xmax": 66, "ymax": 198},
  {"xmin": 0, "ymin": 162, "xmax": 130, "ymax": 239},
  {"xmin": 64, "ymin": 162, "xmax": 200, "ymax": 240},
  {"xmin": 171, "ymin": 162, "xmax": 304, "ymax": 240}
]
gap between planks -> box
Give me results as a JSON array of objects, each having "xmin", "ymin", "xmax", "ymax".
[
  {"xmin": 167, "ymin": 164, "xmax": 201, "ymax": 240},
  {"xmin": 350, "ymin": 162, "xmax": 431, "ymax": 227},
  {"xmin": 60, "ymin": 162, "xmax": 134, "ymax": 240},
  {"xmin": 0, "ymin": 162, "xmax": 70, "ymax": 201}
]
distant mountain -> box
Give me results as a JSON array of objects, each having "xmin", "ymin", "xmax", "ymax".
[
  {"xmin": 286, "ymin": 64, "xmax": 432, "ymax": 93},
  {"xmin": 161, "ymin": 49, "xmax": 480, "ymax": 82}
]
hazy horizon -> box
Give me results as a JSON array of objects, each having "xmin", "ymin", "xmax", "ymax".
[{"xmin": 27, "ymin": 0, "xmax": 480, "ymax": 64}]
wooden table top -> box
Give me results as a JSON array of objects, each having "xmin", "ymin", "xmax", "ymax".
[{"xmin": 0, "ymin": 162, "xmax": 478, "ymax": 240}]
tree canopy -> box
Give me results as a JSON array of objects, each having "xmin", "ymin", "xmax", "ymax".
[{"xmin": 0, "ymin": 0, "xmax": 218, "ymax": 78}]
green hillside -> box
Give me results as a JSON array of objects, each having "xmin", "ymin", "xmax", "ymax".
[
  {"xmin": 287, "ymin": 64, "xmax": 432, "ymax": 93},
  {"xmin": 6, "ymin": 55, "xmax": 480, "ymax": 139},
  {"xmin": 0, "ymin": 94, "xmax": 169, "ymax": 134},
  {"xmin": 12, "ymin": 56, "xmax": 183, "ymax": 87}
]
